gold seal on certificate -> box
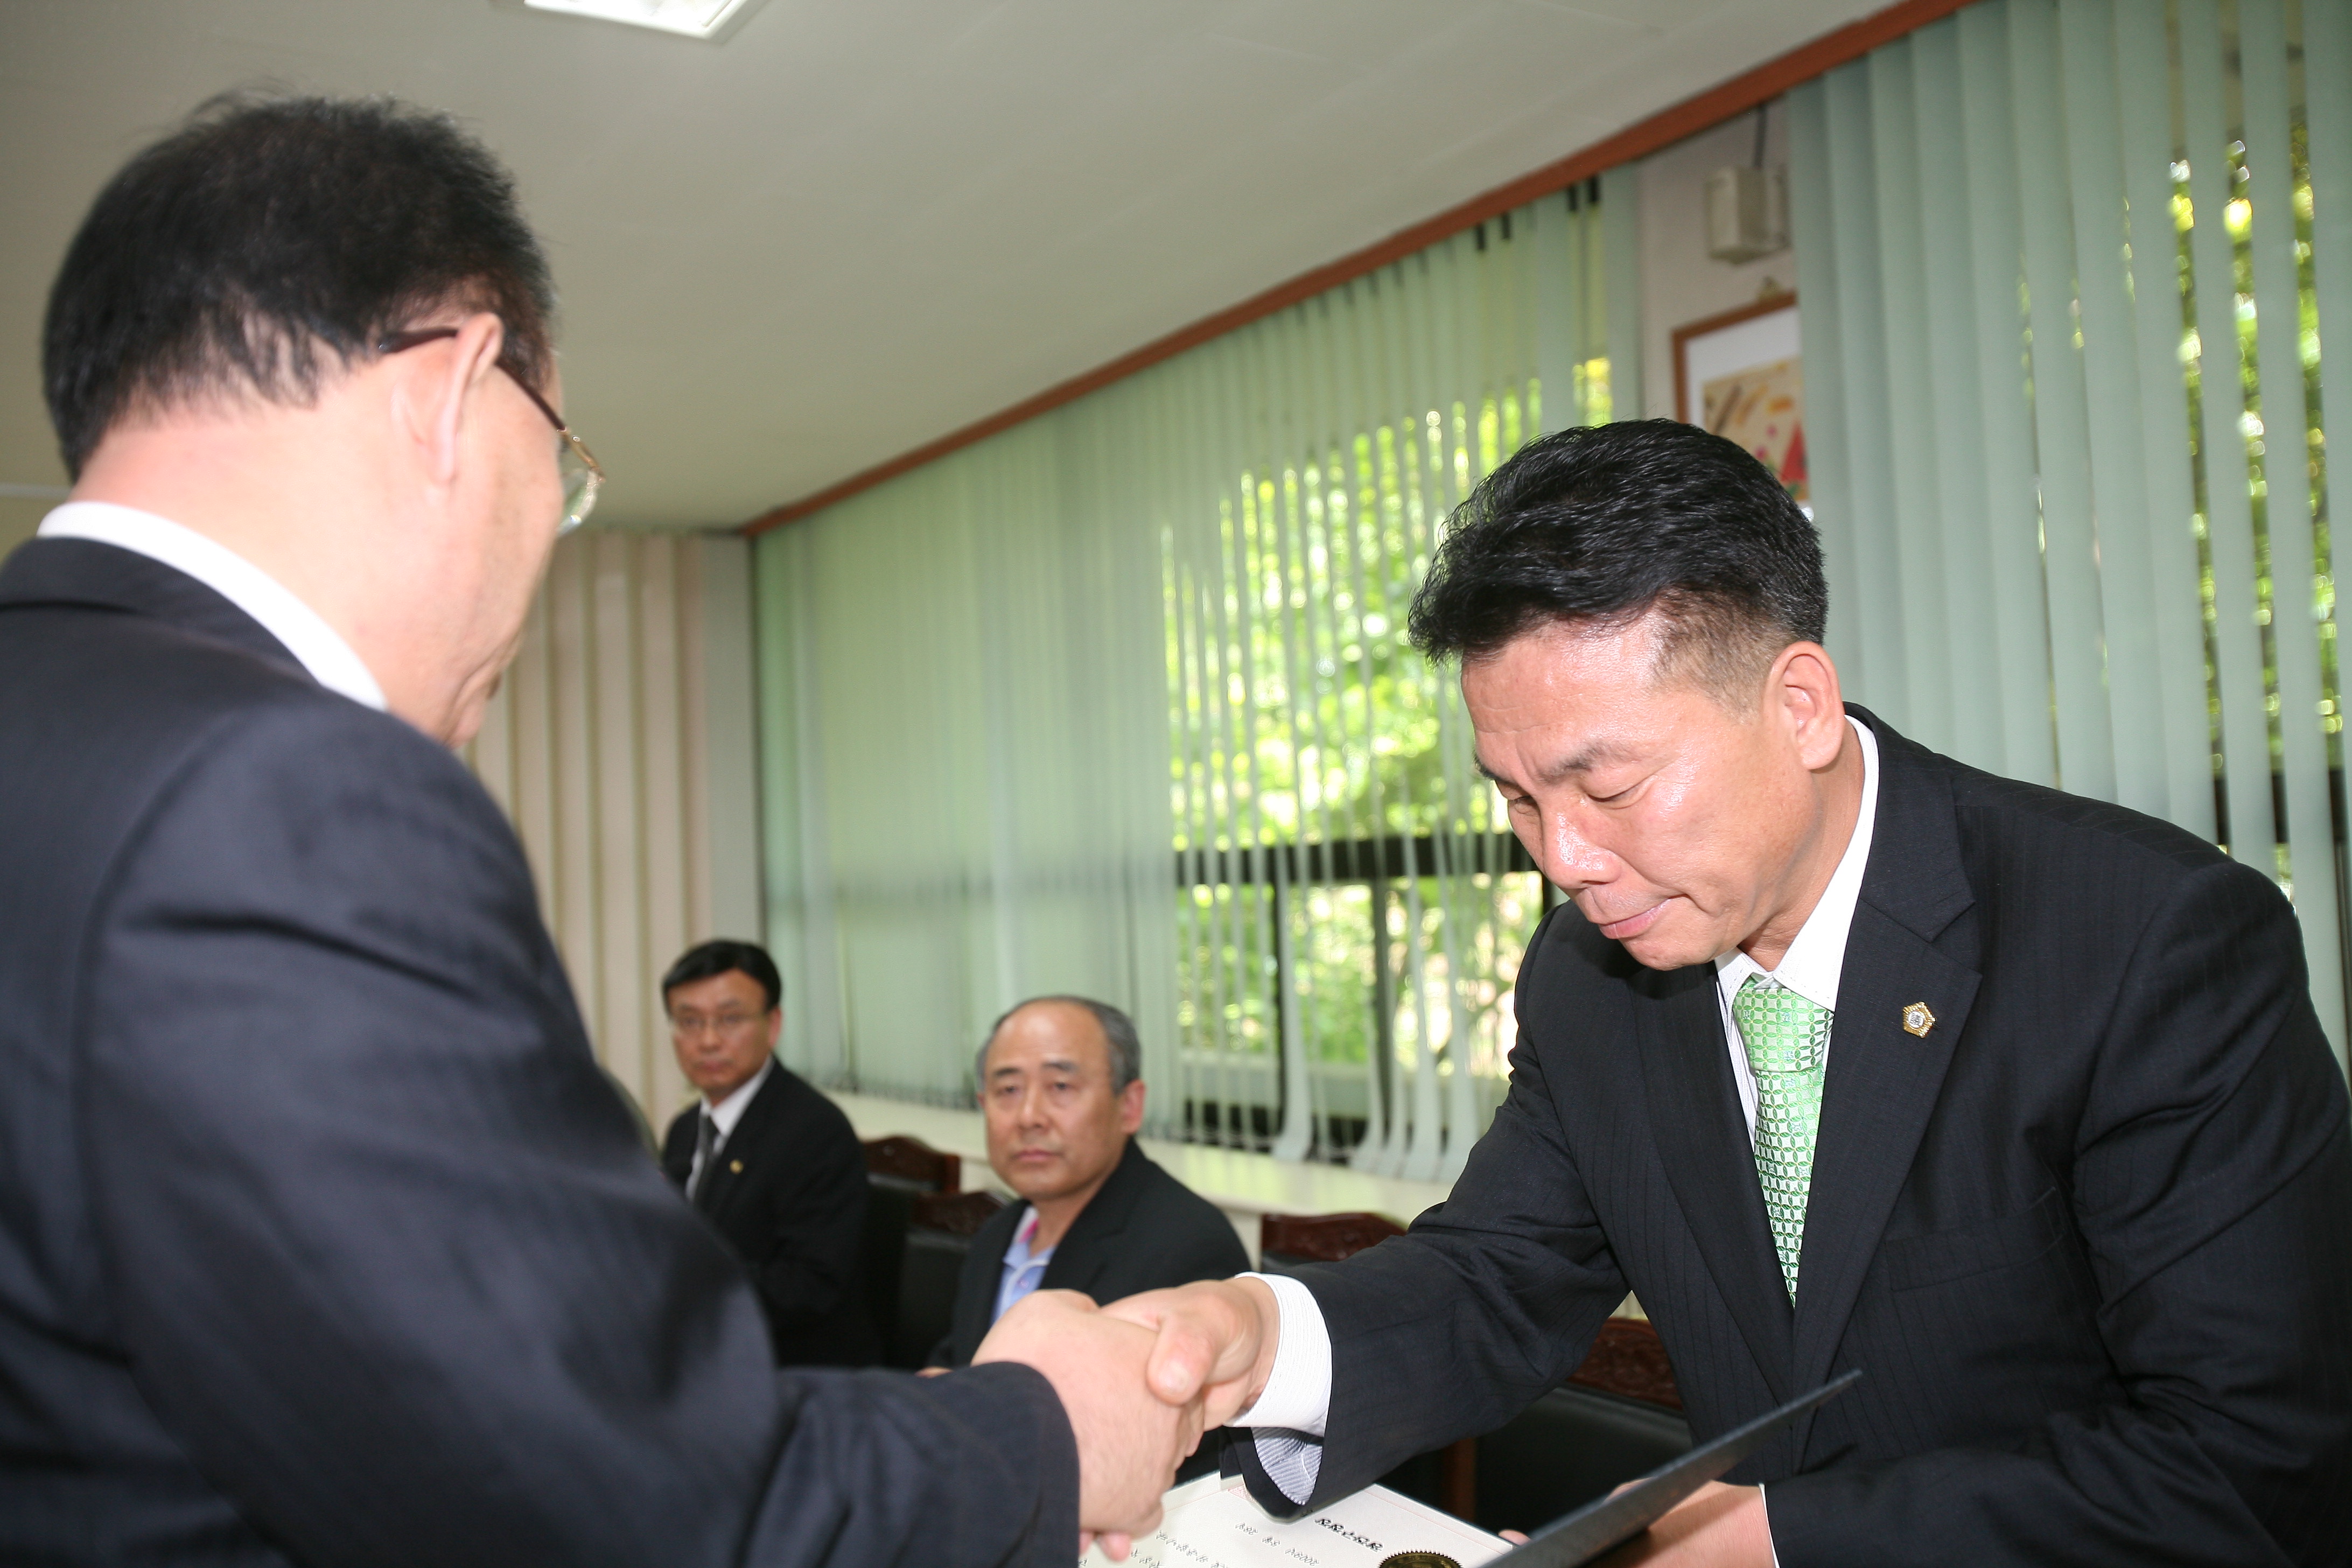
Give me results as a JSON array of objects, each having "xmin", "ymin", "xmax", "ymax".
[{"xmin": 1380, "ymin": 1555, "xmax": 1461, "ymax": 1568}]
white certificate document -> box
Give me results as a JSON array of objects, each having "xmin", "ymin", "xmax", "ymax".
[{"xmin": 1086, "ymin": 1474, "xmax": 1509, "ymax": 1568}]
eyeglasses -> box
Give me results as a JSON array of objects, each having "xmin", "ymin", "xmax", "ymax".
[
  {"xmin": 669, "ymin": 1010, "xmax": 765, "ymax": 1040},
  {"xmin": 377, "ymin": 326, "xmax": 604, "ymax": 534}
]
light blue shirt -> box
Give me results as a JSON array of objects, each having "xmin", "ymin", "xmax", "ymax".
[{"xmin": 991, "ymin": 1208, "xmax": 1055, "ymax": 1325}]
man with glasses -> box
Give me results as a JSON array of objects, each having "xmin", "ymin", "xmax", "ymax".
[
  {"xmin": 660, "ymin": 940, "xmax": 877, "ymax": 1367},
  {"xmin": 0, "ymin": 94, "xmax": 1194, "ymax": 1566}
]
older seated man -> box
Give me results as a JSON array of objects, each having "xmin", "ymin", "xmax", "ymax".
[{"xmin": 932, "ymin": 999, "xmax": 1247, "ymax": 1473}]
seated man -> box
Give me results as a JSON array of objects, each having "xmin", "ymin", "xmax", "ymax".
[
  {"xmin": 661, "ymin": 940, "xmax": 876, "ymax": 1367},
  {"xmin": 932, "ymin": 998, "xmax": 1248, "ymax": 1447}
]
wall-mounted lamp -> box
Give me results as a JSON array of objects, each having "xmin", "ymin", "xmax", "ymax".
[{"xmin": 1705, "ymin": 165, "xmax": 1788, "ymax": 264}]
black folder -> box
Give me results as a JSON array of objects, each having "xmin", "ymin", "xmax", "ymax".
[{"xmin": 1485, "ymin": 1368, "xmax": 1863, "ymax": 1568}]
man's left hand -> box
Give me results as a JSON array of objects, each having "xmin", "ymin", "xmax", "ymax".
[{"xmin": 1593, "ymin": 1483, "xmax": 1771, "ymax": 1567}]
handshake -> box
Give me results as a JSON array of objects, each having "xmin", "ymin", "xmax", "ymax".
[
  {"xmin": 964, "ymin": 1279, "xmax": 1763, "ymax": 1567},
  {"xmin": 968, "ymin": 1277, "xmax": 1286, "ymax": 1557}
]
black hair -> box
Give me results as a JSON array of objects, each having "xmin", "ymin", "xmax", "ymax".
[
  {"xmin": 1407, "ymin": 419, "xmax": 1826, "ymax": 699},
  {"xmin": 43, "ymin": 93, "xmax": 555, "ymax": 479},
  {"xmin": 977, "ymin": 997, "xmax": 1144, "ymax": 1095},
  {"xmin": 662, "ymin": 940, "xmax": 783, "ymax": 1014}
]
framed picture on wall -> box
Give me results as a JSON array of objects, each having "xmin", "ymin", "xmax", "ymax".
[{"xmin": 1672, "ymin": 293, "xmax": 1805, "ymax": 503}]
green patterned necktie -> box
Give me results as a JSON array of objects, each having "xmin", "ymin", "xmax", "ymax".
[{"xmin": 1731, "ymin": 974, "xmax": 1830, "ymax": 1300}]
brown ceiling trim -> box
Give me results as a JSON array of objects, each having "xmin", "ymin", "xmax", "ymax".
[{"xmin": 740, "ymin": 0, "xmax": 1976, "ymax": 536}]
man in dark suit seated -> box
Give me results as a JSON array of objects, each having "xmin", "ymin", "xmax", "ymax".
[
  {"xmin": 660, "ymin": 940, "xmax": 876, "ymax": 1367},
  {"xmin": 1114, "ymin": 420, "xmax": 2352, "ymax": 1565},
  {"xmin": 930, "ymin": 998, "xmax": 1248, "ymax": 1437},
  {"xmin": 0, "ymin": 93, "xmax": 1194, "ymax": 1565}
]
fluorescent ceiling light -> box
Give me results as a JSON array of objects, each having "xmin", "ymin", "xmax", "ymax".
[{"xmin": 514, "ymin": 0, "xmax": 768, "ymax": 41}]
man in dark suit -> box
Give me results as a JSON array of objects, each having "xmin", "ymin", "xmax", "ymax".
[
  {"xmin": 1115, "ymin": 421, "xmax": 2352, "ymax": 1564},
  {"xmin": 0, "ymin": 94, "xmax": 1193, "ymax": 1566},
  {"xmin": 659, "ymin": 940, "xmax": 877, "ymax": 1366},
  {"xmin": 928, "ymin": 997, "xmax": 1249, "ymax": 1396}
]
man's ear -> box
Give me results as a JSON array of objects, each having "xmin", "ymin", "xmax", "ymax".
[
  {"xmin": 1773, "ymin": 642, "xmax": 1847, "ymax": 772},
  {"xmin": 391, "ymin": 312, "xmax": 506, "ymax": 491},
  {"xmin": 1117, "ymin": 1078, "xmax": 1147, "ymax": 1136}
]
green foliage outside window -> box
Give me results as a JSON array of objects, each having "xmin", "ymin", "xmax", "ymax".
[{"xmin": 1165, "ymin": 366, "xmax": 1605, "ymax": 1157}]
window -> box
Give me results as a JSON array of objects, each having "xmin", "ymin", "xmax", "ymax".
[{"xmin": 1163, "ymin": 196, "xmax": 1613, "ymax": 1177}]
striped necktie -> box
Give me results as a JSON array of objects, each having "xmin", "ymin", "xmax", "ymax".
[
  {"xmin": 1731, "ymin": 974, "xmax": 1830, "ymax": 1300},
  {"xmin": 688, "ymin": 1108, "xmax": 718, "ymax": 1203}
]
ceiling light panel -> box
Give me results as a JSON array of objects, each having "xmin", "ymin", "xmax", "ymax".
[{"xmin": 515, "ymin": 0, "xmax": 767, "ymax": 41}]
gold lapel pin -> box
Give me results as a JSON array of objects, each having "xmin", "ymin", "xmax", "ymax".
[
  {"xmin": 729, "ymin": 1159, "xmax": 744, "ymax": 1174},
  {"xmin": 1901, "ymin": 1002, "xmax": 1935, "ymax": 1038}
]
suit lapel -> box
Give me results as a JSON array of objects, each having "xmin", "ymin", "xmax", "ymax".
[
  {"xmin": 1788, "ymin": 712, "xmax": 1980, "ymax": 1440},
  {"xmin": 697, "ymin": 1065, "xmax": 784, "ymax": 1219},
  {"xmin": 1039, "ymin": 1140, "xmax": 1151, "ymax": 1297},
  {"xmin": 1792, "ymin": 910, "xmax": 1973, "ymax": 1384},
  {"xmin": 1636, "ymin": 961, "xmax": 1795, "ymax": 1403}
]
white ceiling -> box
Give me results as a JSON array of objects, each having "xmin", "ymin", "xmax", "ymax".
[{"xmin": 0, "ymin": 0, "xmax": 1878, "ymax": 528}]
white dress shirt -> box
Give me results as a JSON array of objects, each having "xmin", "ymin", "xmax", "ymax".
[
  {"xmin": 687, "ymin": 1056, "xmax": 774, "ymax": 1193},
  {"xmin": 37, "ymin": 501, "xmax": 387, "ymax": 711},
  {"xmin": 1714, "ymin": 718, "xmax": 1879, "ymax": 1134},
  {"xmin": 1238, "ymin": 716, "xmax": 1882, "ymax": 1515}
]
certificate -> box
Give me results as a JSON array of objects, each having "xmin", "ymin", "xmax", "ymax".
[
  {"xmin": 1093, "ymin": 1372, "xmax": 1861, "ymax": 1568},
  {"xmin": 1086, "ymin": 1475, "xmax": 1508, "ymax": 1568}
]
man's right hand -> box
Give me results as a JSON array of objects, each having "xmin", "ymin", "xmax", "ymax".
[
  {"xmin": 1101, "ymin": 1277, "xmax": 1282, "ymax": 1427},
  {"xmin": 973, "ymin": 1288, "xmax": 1205, "ymax": 1557}
]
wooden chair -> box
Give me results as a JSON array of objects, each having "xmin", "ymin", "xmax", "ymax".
[
  {"xmin": 1474, "ymin": 1318, "xmax": 1689, "ymax": 1532},
  {"xmin": 1566, "ymin": 1317, "xmax": 1682, "ymax": 1410},
  {"xmin": 862, "ymin": 1135, "xmax": 960, "ymax": 1193},
  {"xmin": 1258, "ymin": 1210, "xmax": 1403, "ymax": 1263},
  {"xmin": 888, "ymin": 1189, "xmax": 1009, "ymax": 1368},
  {"xmin": 911, "ymin": 1188, "xmax": 1005, "ymax": 1237},
  {"xmin": 859, "ymin": 1137, "xmax": 961, "ymax": 1367}
]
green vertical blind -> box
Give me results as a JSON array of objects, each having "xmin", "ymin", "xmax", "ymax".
[
  {"xmin": 755, "ymin": 186, "xmax": 1628, "ymax": 1158},
  {"xmin": 1791, "ymin": 0, "xmax": 2352, "ymax": 1065},
  {"xmin": 754, "ymin": 415, "xmax": 1179, "ymax": 1109},
  {"xmin": 1163, "ymin": 190, "xmax": 1613, "ymax": 1180}
]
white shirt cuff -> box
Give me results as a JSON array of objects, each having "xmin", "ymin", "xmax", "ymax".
[{"xmin": 1229, "ymin": 1272, "xmax": 1332, "ymax": 1437}]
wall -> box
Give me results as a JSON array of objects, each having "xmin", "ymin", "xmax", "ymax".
[
  {"xmin": 467, "ymin": 528, "xmax": 763, "ymax": 1136},
  {"xmin": 1636, "ymin": 103, "xmax": 1797, "ymax": 418},
  {"xmin": 0, "ymin": 494, "xmax": 53, "ymax": 556}
]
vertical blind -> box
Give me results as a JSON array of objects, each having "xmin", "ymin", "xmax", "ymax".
[
  {"xmin": 467, "ymin": 529, "xmax": 765, "ymax": 1133},
  {"xmin": 736, "ymin": 0, "xmax": 2352, "ymax": 1160},
  {"xmin": 757, "ymin": 186, "xmax": 1632, "ymax": 1165},
  {"xmin": 1791, "ymin": 0, "xmax": 2352, "ymax": 1066},
  {"xmin": 754, "ymin": 418, "xmax": 1181, "ymax": 1113},
  {"xmin": 1162, "ymin": 187, "xmax": 1619, "ymax": 1181}
]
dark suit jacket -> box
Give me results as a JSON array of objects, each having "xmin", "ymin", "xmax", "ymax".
[
  {"xmin": 931, "ymin": 1139, "xmax": 1250, "ymax": 1369},
  {"xmin": 662, "ymin": 1063, "xmax": 877, "ymax": 1367},
  {"xmin": 1240, "ymin": 708, "xmax": 2352, "ymax": 1565},
  {"xmin": 0, "ymin": 538, "xmax": 1076, "ymax": 1567}
]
